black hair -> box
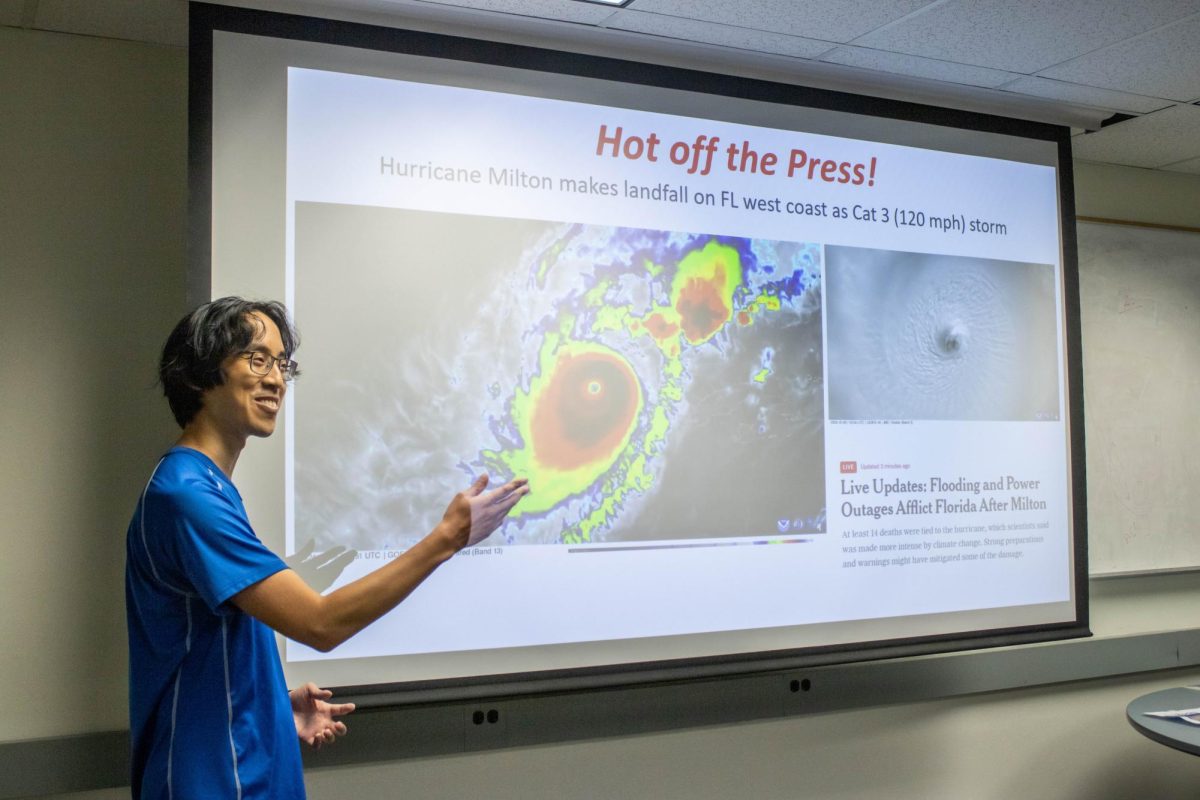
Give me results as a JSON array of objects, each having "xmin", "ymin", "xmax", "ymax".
[{"xmin": 159, "ymin": 297, "xmax": 299, "ymax": 428}]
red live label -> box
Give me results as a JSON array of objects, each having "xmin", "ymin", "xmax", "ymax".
[{"xmin": 840, "ymin": 461, "xmax": 857, "ymax": 474}]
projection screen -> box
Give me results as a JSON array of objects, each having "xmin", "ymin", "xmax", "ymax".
[{"xmin": 195, "ymin": 4, "xmax": 1088, "ymax": 697}]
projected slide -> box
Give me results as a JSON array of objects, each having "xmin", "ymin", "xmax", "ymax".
[{"xmin": 255, "ymin": 59, "xmax": 1075, "ymax": 679}]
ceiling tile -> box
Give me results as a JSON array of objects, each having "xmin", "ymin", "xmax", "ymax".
[
  {"xmin": 1070, "ymin": 103, "xmax": 1200, "ymax": 168},
  {"xmin": 854, "ymin": 0, "xmax": 1200, "ymax": 73},
  {"xmin": 819, "ymin": 45, "xmax": 1016, "ymax": 89},
  {"xmin": 1001, "ymin": 76, "xmax": 1174, "ymax": 115},
  {"xmin": 414, "ymin": 0, "xmax": 620, "ymax": 24},
  {"xmin": 619, "ymin": 0, "xmax": 935, "ymax": 43},
  {"xmin": 33, "ymin": 0, "xmax": 186, "ymax": 47},
  {"xmin": 1038, "ymin": 13, "xmax": 1200, "ymax": 102},
  {"xmin": 606, "ymin": 10, "xmax": 833, "ymax": 59},
  {"xmin": 1160, "ymin": 156, "xmax": 1200, "ymax": 174}
]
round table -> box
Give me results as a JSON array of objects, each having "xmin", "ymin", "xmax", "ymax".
[{"xmin": 1127, "ymin": 687, "xmax": 1200, "ymax": 756}]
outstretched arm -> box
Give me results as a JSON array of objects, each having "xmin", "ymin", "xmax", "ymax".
[{"xmin": 233, "ymin": 475, "xmax": 528, "ymax": 652}]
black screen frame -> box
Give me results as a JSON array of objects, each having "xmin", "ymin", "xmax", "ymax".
[{"xmin": 188, "ymin": 1, "xmax": 1089, "ymax": 704}]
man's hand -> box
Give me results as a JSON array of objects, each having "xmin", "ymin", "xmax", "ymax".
[
  {"xmin": 441, "ymin": 474, "xmax": 529, "ymax": 550},
  {"xmin": 290, "ymin": 682, "xmax": 355, "ymax": 749}
]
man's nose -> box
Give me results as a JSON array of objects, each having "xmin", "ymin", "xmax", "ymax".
[{"xmin": 263, "ymin": 361, "xmax": 286, "ymax": 386}]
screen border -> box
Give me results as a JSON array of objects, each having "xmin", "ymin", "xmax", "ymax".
[{"xmin": 188, "ymin": 1, "xmax": 1089, "ymax": 702}]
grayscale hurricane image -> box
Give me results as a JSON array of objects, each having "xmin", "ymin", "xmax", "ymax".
[{"xmin": 825, "ymin": 245, "xmax": 1060, "ymax": 422}]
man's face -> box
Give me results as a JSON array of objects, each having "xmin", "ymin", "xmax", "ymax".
[{"xmin": 201, "ymin": 311, "xmax": 288, "ymax": 440}]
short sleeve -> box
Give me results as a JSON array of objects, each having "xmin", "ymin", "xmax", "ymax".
[{"xmin": 162, "ymin": 477, "xmax": 288, "ymax": 613}]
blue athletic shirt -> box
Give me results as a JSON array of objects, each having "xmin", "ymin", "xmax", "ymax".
[{"xmin": 126, "ymin": 447, "xmax": 303, "ymax": 799}]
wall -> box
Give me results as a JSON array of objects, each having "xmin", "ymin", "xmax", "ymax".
[
  {"xmin": 0, "ymin": 26, "xmax": 186, "ymax": 742},
  {"xmin": 42, "ymin": 668, "xmax": 1200, "ymax": 799},
  {"xmin": 1075, "ymin": 160, "xmax": 1200, "ymax": 229},
  {"xmin": 3, "ymin": 24, "xmax": 1200, "ymax": 800}
]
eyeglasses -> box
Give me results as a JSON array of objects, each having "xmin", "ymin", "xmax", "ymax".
[{"xmin": 239, "ymin": 351, "xmax": 300, "ymax": 382}]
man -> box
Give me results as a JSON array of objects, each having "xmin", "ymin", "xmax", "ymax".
[{"xmin": 126, "ymin": 297, "xmax": 528, "ymax": 798}]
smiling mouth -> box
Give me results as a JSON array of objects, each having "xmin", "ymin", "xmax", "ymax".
[{"xmin": 255, "ymin": 397, "xmax": 281, "ymax": 413}]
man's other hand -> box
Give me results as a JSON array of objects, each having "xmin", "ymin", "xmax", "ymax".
[{"xmin": 291, "ymin": 682, "xmax": 355, "ymax": 749}]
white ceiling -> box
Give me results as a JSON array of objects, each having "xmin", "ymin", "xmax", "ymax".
[{"xmin": 5, "ymin": 0, "xmax": 1199, "ymax": 172}]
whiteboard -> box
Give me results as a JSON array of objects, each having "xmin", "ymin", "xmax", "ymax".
[{"xmin": 1078, "ymin": 220, "xmax": 1200, "ymax": 575}]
